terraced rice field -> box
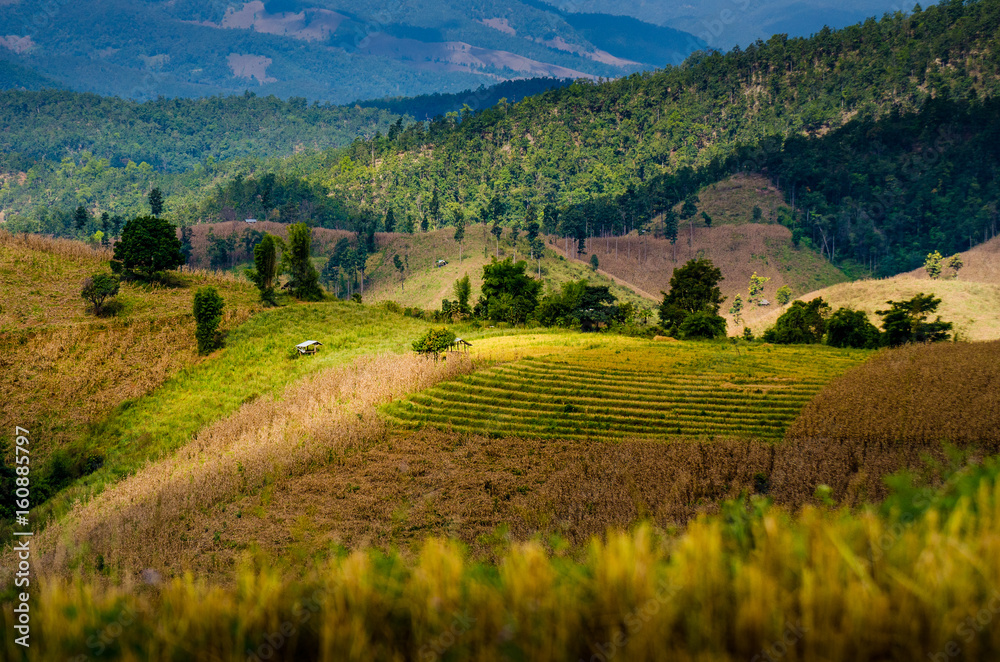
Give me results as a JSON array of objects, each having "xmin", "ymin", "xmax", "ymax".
[{"xmin": 384, "ymin": 340, "xmax": 870, "ymax": 440}]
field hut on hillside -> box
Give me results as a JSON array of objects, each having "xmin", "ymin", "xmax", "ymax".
[
  {"xmin": 296, "ymin": 340, "xmax": 323, "ymax": 355},
  {"xmin": 450, "ymin": 338, "xmax": 472, "ymax": 354}
]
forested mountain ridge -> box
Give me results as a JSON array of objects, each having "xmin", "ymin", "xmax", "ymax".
[
  {"xmin": 4, "ymin": 0, "xmax": 1000, "ymax": 278},
  {"xmin": 0, "ymin": 91, "xmax": 400, "ymax": 174},
  {"xmin": 564, "ymin": 0, "xmax": 932, "ymax": 51},
  {"xmin": 275, "ymin": 0, "xmax": 999, "ymax": 276},
  {"xmin": 0, "ymin": 77, "xmax": 571, "ymax": 223}
]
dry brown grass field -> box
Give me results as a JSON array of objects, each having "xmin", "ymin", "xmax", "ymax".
[
  {"xmin": 15, "ymin": 334, "xmax": 913, "ymax": 583},
  {"xmin": 750, "ymin": 275, "xmax": 1000, "ymax": 340},
  {"xmin": 689, "ymin": 173, "xmax": 791, "ymax": 226},
  {"xmin": 23, "ymin": 354, "xmax": 471, "ymax": 580},
  {"xmin": 788, "ymin": 340, "xmax": 1000, "ymax": 446},
  {"xmin": 907, "ymin": 234, "xmax": 1000, "ymax": 284},
  {"xmin": 0, "ymin": 231, "xmax": 260, "ymax": 464},
  {"xmin": 178, "ymin": 430, "xmax": 977, "ymax": 573},
  {"xmin": 751, "ymin": 235, "xmax": 1000, "ymax": 340}
]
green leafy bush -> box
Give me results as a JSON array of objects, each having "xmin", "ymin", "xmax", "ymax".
[
  {"xmin": 826, "ymin": 308, "xmax": 881, "ymax": 349},
  {"xmin": 412, "ymin": 328, "xmax": 456, "ymax": 356},
  {"xmin": 193, "ymin": 287, "xmax": 225, "ymax": 355},
  {"xmin": 762, "ymin": 298, "xmax": 830, "ymax": 344}
]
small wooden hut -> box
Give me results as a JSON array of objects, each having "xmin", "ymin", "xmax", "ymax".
[{"xmin": 296, "ymin": 340, "xmax": 323, "ymax": 355}]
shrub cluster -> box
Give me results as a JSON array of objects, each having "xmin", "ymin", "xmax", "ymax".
[{"xmin": 762, "ymin": 292, "xmax": 951, "ymax": 348}]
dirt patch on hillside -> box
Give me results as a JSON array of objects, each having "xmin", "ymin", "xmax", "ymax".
[
  {"xmin": 215, "ymin": 0, "xmax": 347, "ymax": 42},
  {"xmin": 559, "ymin": 222, "xmax": 845, "ymax": 332},
  {"xmin": 537, "ymin": 36, "xmax": 640, "ymax": 67},
  {"xmin": 479, "ymin": 18, "xmax": 515, "ymax": 36},
  {"xmin": 0, "ymin": 34, "xmax": 34, "ymax": 54},
  {"xmin": 227, "ymin": 54, "xmax": 277, "ymax": 84},
  {"xmin": 358, "ymin": 34, "xmax": 597, "ymax": 80}
]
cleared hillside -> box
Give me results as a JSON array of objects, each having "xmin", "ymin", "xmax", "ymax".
[
  {"xmin": 572, "ymin": 221, "xmax": 847, "ymax": 333},
  {"xmin": 186, "ymin": 221, "xmax": 657, "ymax": 312}
]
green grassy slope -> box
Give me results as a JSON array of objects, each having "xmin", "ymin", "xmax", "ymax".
[
  {"xmin": 33, "ymin": 301, "xmax": 450, "ymax": 523},
  {"xmin": 363, "ymin": 226, "xmax": 657, "ymax": 311}
]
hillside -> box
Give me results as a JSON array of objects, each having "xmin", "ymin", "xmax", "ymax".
[
  {"xmin": 749, "ymin": 235, "xmax": 1000, "ymax": 340},
  {"xmin": 5, "ymin": 1, "xmax": 1000, "ymax": 282},
  {"xmin": 0, "ymin": 0, "xmax": 702, "ymax": 103},
  {"xmin": 212, "ymin": 1, "xmax": 1000, "ymax": 277},
  {"xmin": 788, "ymin": 339, "xmax": 1000, "ymax": 445},
  {"xmin": 180, "ymin": 220, "xmax": 656, "ymax": 313},
  {"xmin": 182, "ymin": 176, "xmax": 846, "ymax": 324},
  {"xmin": 568, "ymin": 0, "xmax": 922, "ymax": 50}
]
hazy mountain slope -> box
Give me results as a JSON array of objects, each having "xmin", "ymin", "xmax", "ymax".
[
  {"xmin": 0, "ymin": 56, "xmax": 63, "ymax": 91},
  {"xmin": 559, "ymin": 0, "xmax": 935, "ymax": 50},
  {"xmin": 0, "ymin": 0, "xmax": 704, "ymax": 103}
]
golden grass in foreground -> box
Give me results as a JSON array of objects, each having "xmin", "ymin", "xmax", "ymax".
[
  {"xmin": 3, "ymin": 467, "xmax": 1000, "ymax": 661},
  {"xmin": 23, "ymin": 354, "xmax": 471, "ymax": 579},
  {"xmin": 788, "ymin": 340, "xmax": 1000, "ymax": 445}
]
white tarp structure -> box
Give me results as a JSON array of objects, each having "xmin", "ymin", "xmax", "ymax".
[{"xmin": 296, "ymin": 340, "xmax": 323, "ymax": 354}]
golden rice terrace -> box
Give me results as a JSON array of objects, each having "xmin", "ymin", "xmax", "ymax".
[{"xmin": 384, "ymin": 340, "xmax": 869, "ymax": 440}]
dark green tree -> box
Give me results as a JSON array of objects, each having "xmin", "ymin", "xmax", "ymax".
[
  {"xmin": 282, "ymin": 223, "xmax": 323, "ymax": 301},
  {"xmin": 245, "ymin": 233, "xmax": 279, "ymax": 305},
  {"xmin": 658, "ymin": 258, "xmax": 725, "ymax": 334},
  {"xmin": 529, "ymin": 236, "xmax": 545, "ymax": 278},
  {"xmin": 428, "ymin": 188, "xmax": 442, "ymax": 229},
  {"xmin": 453, "ymin": 208, "xmax": 466, "ymax": 262},
  {"xmin": 826, "ymin": 308, "xmax": 881, "ymax": 348},
  {"xmin": 663, "ymin": 209, "xmax": 679, "ymax": 261},
  {"xmin": 148, "ymin": 188, "xmax": 164, "ymax": 217},
  {"xmin": 206, "ymin": 229, "xmax": 236, "ymax": 270},
  {"xmin": 453, "ymin": 275, "xmax": 471, "ymax": 317},
  {"xmin": 474, "ymin": 258, "xmax": 542, "ymax": 325},
  {"xmin": 762, "ymin": 298, "xmax": 832, "ymax": 344},
  {"xmin": 73, "ymin": 205, "xmax": 88, "ymax": 231},
  {"xmin": 541, "ymin": 203, "xmax": 559, "ymax": 235},
  {"xmin": 536, "ymin": 279, "xmax": 618, "ymax": 332},
  {"xmin": 412, "ymin": 327, "xmax": 456, "ymax": 359},
  {"xmin": 384, "ymin": 208, "xmax": 396, "ymax": 233},
  {"xmin": 393, "ymin": 253, "xmax": 409, "ymax": 293},
  {"xmin": 525, "ymin": 219, "xmax": 540, "ymax": 243},
  {"xmin": 81, "ymin": 273, "xmax": 120, "ymax": 316},
  {"xmin": 680, "ymin": 194, "xmax": 699, "ymax": 220},
  {"xmin": 877, "ymin": 293, "xmax": 953, "ymax": 347},
  {"xmin": 193, "ymin": 287, "xmax": 224, "ymax": 355},
  {"xmin": 179, "ymin": 226, "xmax": 193, "ymax": 263},
  {"xmin": 490, "ymin": 221, "xmax": 503, "ymax": 258},
  {"xmin": 679, "ymin": 310, "xmax": 727, "ymax": 339},
  {"xmin": 110, "ymin": 215, "xmax": 184, "ymax": 280}
]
